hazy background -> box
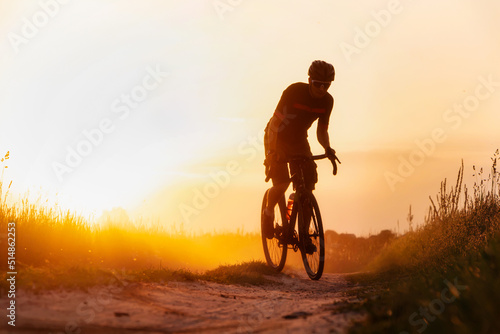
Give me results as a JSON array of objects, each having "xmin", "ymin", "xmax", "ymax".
[{"xmin": 1, "ymin": 0, "xmax": 499, "ymax": 236}]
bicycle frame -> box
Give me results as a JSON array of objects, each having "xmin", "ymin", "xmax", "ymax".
[
  {"xmin": 283, "ymin": 154, "xmax": 327, "ymax": 250},
  {"xmin": 261, "ymin": 152, "xmax": 337, "ymax": 279}
]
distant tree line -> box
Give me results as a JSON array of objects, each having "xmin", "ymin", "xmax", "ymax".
[{"xmin": 323, "ymin": 229, "xmax": 397, "ymax": 273}]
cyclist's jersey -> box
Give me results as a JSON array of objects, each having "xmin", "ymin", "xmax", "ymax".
[{"xmin": 269, "ymin": 82, "xmax": 333, "ymax": 157}]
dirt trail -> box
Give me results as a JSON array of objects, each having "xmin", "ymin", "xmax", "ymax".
[{"xmin": 5, "ymin": 269, "xmax": 370, "ymax": 333}]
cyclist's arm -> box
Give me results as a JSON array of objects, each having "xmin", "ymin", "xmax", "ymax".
[
  {"xmin": 267, "ymin": 88, "xmax": 290, "ymax": 156},
  {"xmin": 266, "ymin": 114, "xmax": 280, "ymax": 154},
  {"xmin": 317, "ymin": 96, "xmax": 334, "ymax": 152},
  {"xmin": 317, "ymin": 121, "xmax": 331, "ymax": 151}
]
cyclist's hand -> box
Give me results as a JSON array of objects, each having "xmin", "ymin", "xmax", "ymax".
[
  {"xmin": 325, "ymin": 147, "xmax": 336, "ymax": 159},
  {"xmin": 325, "ymin": 147, "xmax": 340, "ymax": 175}
]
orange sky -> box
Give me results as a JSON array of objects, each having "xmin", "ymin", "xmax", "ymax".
[{"xmin": 1, "ymin": 0, "xmax": 499, "ymax": 235}]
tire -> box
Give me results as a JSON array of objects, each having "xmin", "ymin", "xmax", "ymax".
[
  {"xmin": 261, "ymin": 190, "xmax": 287, "ymax": 272},
  {"xmin": 298, "ymin": 193, "xmax": 325, "ymax": 280}
]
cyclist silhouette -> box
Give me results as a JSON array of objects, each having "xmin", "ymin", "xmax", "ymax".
[{"xmin": 263, "ymin": 60, "xmax": 337, "ymax": 254}]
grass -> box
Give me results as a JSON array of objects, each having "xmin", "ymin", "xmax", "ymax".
[
  {"xmin": 4, "ymin": 148, "xmax": 500, "ymax": 332},
  {"xmin": 0, "ymin": 260, "xmax": 281, "ymax": 295},
  {"xmin": 122, "ymin": 260, "xmax": 280, "ymax": 286},
  {"xmin": 0, "ymin": 206, "xmax": 263, "ymax": 271},
  {"xmin": 0, "ymin": 148, "xmax": 395, "ymax": 296},
  {"xmin": 0, "ymin": 186, "xmax": 264, "ymax": 271},
  {"xmin": 1, "ymin": 265, "xmax": 122, "ymax": 293},
  {"xmin": 202, "ymin": 260, "xmax": 279, "ymax": 285},
  {"xmin": 348, "ymin": 234, "xmax": 500, "ymax": 333},
  {"xmin": 0, "ymin": 150, "xmax": 283, "ymax": 294},
  {"xmin": 348, "ymin": 150, "xmax": 500, "ymax": 334}
]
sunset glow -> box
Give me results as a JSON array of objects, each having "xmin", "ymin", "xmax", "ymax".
[{"xmin": 1, "ymin": 0, "xmax": 499, "ymax": 235}]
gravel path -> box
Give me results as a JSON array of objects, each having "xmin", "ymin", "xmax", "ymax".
[{"xmin": 3, "ymin": 269, "xmax": 370, "ymax": 333}]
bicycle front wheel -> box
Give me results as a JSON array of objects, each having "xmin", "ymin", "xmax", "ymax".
[
  {"xmin": 261, "ymin": 189, "xmax": 287, "ymax": 272},
  {"xmin": 298, "ymin": 193, "xmax": 325, "ymax": 280}
]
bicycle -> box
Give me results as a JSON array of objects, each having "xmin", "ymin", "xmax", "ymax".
[{"xmin": 261, "ymin": 153, "xmax": 339, "ymax": 280}]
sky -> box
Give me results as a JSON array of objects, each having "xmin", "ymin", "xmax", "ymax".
[{"xmin": 1, "ymin": 0, "xmax": 499, "ymax": 236}]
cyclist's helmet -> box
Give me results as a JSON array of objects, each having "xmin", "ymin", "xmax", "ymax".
[{"xmin": 308, "ymin": 60, "xmax": 335, "ymax": 82}]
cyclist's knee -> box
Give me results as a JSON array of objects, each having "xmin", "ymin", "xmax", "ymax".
[
  {"xmin": 274, "ymin": 182, "xmax": 289, "ymax": 193},
  {"xmin": 268, "ymin": 182, "xmax": 289, "ymax": 199}
]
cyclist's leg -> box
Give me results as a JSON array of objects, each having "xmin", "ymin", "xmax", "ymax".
[
  {"xmin": 262, "ymin": 162, "xmax": 289, "ymax": 238},
  {"xmin": 265, "ymin": 161, "xmax": 290, "ymax": 214},
  {"xmin": 263, "ymin": 127, "xmax": 289, "ymax": 214}
]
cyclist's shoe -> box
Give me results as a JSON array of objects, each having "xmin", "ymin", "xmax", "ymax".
[
  {"xmin": 304, "ymin": 238, "xmax": 317, "ymax": 254},
  {"xmin": 262, "ymin": 208, "xmax": 275, "ymax": 239}
]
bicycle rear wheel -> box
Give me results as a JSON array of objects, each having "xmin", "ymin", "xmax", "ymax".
[
  {"xmin": 298, "ymin": 193, "xmax": 325, "ymax": 280},
  {"xmin": 261, "ymin": 190, "xmax": 287, "ymax": 272}
]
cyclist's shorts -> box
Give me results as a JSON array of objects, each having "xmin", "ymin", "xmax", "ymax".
[
  {"xmin": 271, "ymin": 159, "xmax": 318, "ymax": 191},
  {"xmin": 264, "ymin": 122, "xmax": 318, "ymax": 190}
]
